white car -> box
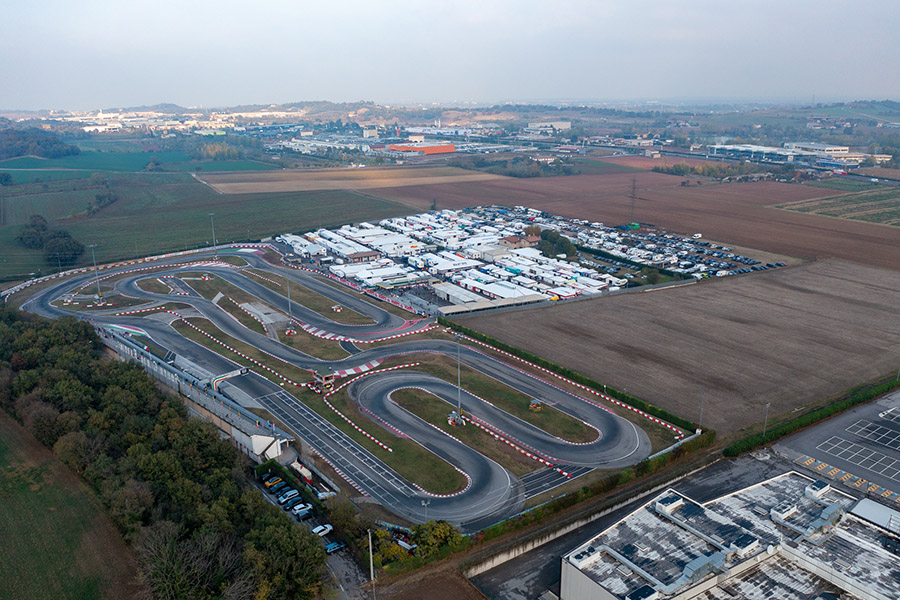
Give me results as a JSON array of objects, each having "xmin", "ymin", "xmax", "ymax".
[
  {"xmin": 291, "ymin": 503, "xmax": 313, "ymax": 515},
  {"xmin": 312, "ymin": 524, "xmax": 333, "ymax": 537},
  {"xmin": 278, "ymin": 489, "xmax": 299, "ymax": 504}
]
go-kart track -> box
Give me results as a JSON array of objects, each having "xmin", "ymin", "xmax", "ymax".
[{"xmin": 16, "ymin": 246, "xmax": 654, "ymax": 531}]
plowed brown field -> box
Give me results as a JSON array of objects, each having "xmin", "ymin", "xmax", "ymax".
[
  {"xmin": 199, "ymin": 166, "xmax": 503, "ymax": 194},
  {"xmin": 461, "ymin": 259, "xmax": 900, "ymax": 435},
  {"xmin": 371, "ymin": 173, "xmax": 900, "ymax": 270}
]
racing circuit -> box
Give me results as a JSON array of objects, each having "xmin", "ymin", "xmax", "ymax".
[{"xmin": 16, "ymin": 245, "xmax": 660, "ymax": 531}]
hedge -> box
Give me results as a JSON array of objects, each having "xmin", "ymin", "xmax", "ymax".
[
  {"xmin": 255, "ymin": 459, "xmax": 321, "ymax": 509},
  {"xmin": 723, "ymin": 376, "xmax": 900, "ymax": 457},
  {"xmin": 438, "ymin": 317, "xmax": 696, "ymax": 431},
  {"xmin": 478, "ymin": 429, "xmax": 716, "ymax": 542}
]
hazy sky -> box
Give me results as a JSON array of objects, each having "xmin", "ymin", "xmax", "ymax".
[{"xmin": 2, "ymin": 0, "xmax": 899, "ymax": 110}]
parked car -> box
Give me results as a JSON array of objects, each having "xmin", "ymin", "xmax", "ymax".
[
  {"xmin": 269, "ymin": 481, "xmax": 287, "ymax": 494},
  {"xmin": 325, "ymin": 541, "xmax": 346, "ymax": 554},
  {"xmin": 262, "ymin": 473, "xmax": 280, "ymax": 484},
  {"xmin": 312, "ymin": 524, "xmax": 333, "ymax": 537},
  {"xmin": 295, "ymin": 508, "xmax": 313, "ymax": 521},
  {"xmin": 283, "ymin": 497, "xmax": 303, "ymax": 511},
  {"xmin": 278, "ymin": 489, "xmax": 299, "ymax": 504},
  {"xmin": 263, "ymin": 477, "xmax": 282, "ymax": 488},
  {"xmin": 291, "ymin": 502, "xmax": 313, "ymax": 516}
]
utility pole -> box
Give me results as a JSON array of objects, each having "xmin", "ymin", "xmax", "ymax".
[
  {"xmin": 699, "ymin": 391, "xmax": 705, "ymax": 433},
  {"xmin": 456, "ymin": 333, "xmax": 462, "ymax": 418},
  {"xmin": 763, "ymin": 402, "xmax": 771, "ymax": 438},
  {"xmin": 88, "ymin": 244, "xmax": 102, "ymax": 298},
  {"xmin": 209, "ymin": 212, "xmax": 217, "ymax": 259},
  {"xmin": 368, "ymin": 529, "xmax": 376, "ymax": 600},
  {"xmin": 286, "ymin": 276, "xmax": 292, "ymax": 324},
  {"xmin": 630, "ymin": 177, "xmax": 637, "ymax": 225}
]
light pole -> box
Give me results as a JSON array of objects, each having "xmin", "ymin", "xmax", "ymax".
[
  {"xmin": 285, "ymin": 276, "xmax": 292, "ymax": 324},
  {"xmin": 455, "ymin": 333, "xmax": 463, "ymax": 418},
  {"xmin": 88, "ymin": 244, "xmax": 102, "ymax": 298},
  {"xmin": 698, "ymin": 391, "xmax": 705, "ymax": 433},
  {"xmin": 421, "ymin": 498, "xmax": 430, "ymax": 523},
  {"xmin": 763, "ymin": 402, "xmax": 771, "ymax": 438},
  {"xmin": 209, "ymin": 212, "xmax": 217, "ymax": 259},
  {"xmin": 368, "ymin": 529, "xmax": 376, "ymax": 600}
]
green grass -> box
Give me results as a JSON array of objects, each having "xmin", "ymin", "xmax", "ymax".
[
  {"xmin": 0, "ymin": 172, "xmax": 412, "ymax": 281},
  {"xmin": 0, "ymin": 170, "xmax": 96, "ymax": 185},
  {"xmin": 135, "ymin": 277, "xmax": 173, "ymax": 294},
  {"xmin": 0, "ymin": 413, "xmax": 135, "ymax": 600},
  {"xmin": 277, "ymin": 328, "xmax": 349, "ymax": 361},
  {"xmin": 0, "ymin": 151, "xmax": 195, "ymax": 171},
  {"xmin": 247, "ymin": 269, "xmax": 374, "ymax": 325},
  {"xmin": 778, "ymin": 186, "xmax": 900, "ymax": 226},
  {"xmin": 391, "ymin": 389, "xmax": 539, "ymax": 476},
  {"xmin": 806, "ymin": 179, "xmax": 881, "ymax": 192},
  {"xmin": 413, "ymin": 353, "xmax": 598, "ymax": 444}
]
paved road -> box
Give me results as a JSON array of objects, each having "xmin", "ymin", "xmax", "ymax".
[{"xmin": 20, "ymin": 248, "xmax": 651, "ymax": 530}]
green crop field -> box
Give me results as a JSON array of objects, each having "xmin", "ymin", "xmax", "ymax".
[
  {"xmin": 0, "ymin": 150, "xmax": 278, "ymax": 173},
  {"xmin": 805, "ymin": 179, "xmax": 881, "ymax": 192},
  {"xmin": 777, "ymin": 187, "xmax": 900, "ymax": 226},
  {"xmin": 0, "ymin": 172, "xmax": 413, "ymax": 281},
  {"xmin": 0, "ymin": 411, "xmax": 142, "ymax": 600}
]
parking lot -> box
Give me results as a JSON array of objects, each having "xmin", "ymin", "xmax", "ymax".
[{"xmin": 778, "ymin": 388, "xmax": 900, "ymax": 494}]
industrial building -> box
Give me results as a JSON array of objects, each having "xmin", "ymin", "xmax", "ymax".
[{"xmin": 561, "ymin": 471, "xmax": 900, "ymax": 600}]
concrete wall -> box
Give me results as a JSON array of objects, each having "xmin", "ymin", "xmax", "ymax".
[{"xmin": 560, "ymin": 559, "xmax": 617, "ymax": 600}]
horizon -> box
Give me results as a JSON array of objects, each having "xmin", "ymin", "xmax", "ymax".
[{"xmin": 2, "ymin": 0, "xmax": 899, "ymax": 111}]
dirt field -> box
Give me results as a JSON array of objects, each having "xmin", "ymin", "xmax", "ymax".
[
  {"xmin": 460, "ymin": 259, "xmax": 900, "ymax": 436},
  {"xmin": 369, "ymin": 172, "xmax": 900, "ymax": 271},
  {"xmin": 0, "ymin": 410, "xmax": 144, "ymax": 599},
  {"xmin": 857, "ymin": 167, "xmax": 900, "ymax": 181},
  {"xmin": 198, "ymin": 166, "xmax": 503, "ymax": 194},
  {"xmin": 382, "ymin": 570, "xmax": 487, "ymax": 600}
]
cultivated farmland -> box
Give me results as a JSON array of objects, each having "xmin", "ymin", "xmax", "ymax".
[
  {"xmin": 367, "ymin": 171, "xmax": 900, "ymax": 271},
  {"xmin": 777, "ymin": 186, "xmax": 900, "ymax": 226},
  {"xmin": 460, "ymin": 259, "xmax": 900, "ymax": 436},
  {"xmin": 197, "ymin": 166, "xmax": 504, "ymax": 194}
]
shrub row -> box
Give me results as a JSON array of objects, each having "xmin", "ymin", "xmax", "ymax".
[
  {"xmin": 477, "ymin": 429, "xmax": 717, "ymax": 542},
  {"xmin": 438, "ymin": 316, "xmax": 696, "ymax": 431},
  {"xmin": 724, "ymin": 376, "xmax": 900, "ymax": 457}
]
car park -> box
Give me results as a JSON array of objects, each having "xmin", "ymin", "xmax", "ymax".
[{"xmin": 312, "ymin": 524, "xmax": 333, "ymax": 537}]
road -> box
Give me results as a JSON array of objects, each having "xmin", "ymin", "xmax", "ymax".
[{"xmin": 19, "ymin": 247, "xmax": 651, "ymax": 530}]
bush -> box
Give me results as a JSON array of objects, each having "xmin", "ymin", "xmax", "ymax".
[{"xmin": 723, "ymin": 378, "xmax": 900, "ymax": 457}]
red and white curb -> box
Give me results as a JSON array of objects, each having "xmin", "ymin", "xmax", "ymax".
[
  {"xmin": 76, "ymin": 259, "xmax": 236, "ymax": 293},
  {"xmin": 169, "ymin": 312, "xmax": 308, "ymax": 388},
  {"xmin": 311, "ymin": 448, "xmax": 370, "ymax": 497},
  {"xmin": 460, "ymin": 335, "xmax": 686, "ymax": 439},
  {"xmin": 227, "ymin": 297, "xmax": 269, "ymax": 333},
  {"xmin": 244, "ymin": 269, "xmax": 282, "ymax": 287},
  {"xmin": 296, "ymin": 319, "xmax": 438, "ymax": 345},
  {"xmin": 333, "ymin": 359, "xmax": 384, "ymax": 377}
]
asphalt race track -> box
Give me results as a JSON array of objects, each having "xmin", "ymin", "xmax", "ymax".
[{"xmin": 18, "ymin": 247, "xmax": 651, "ymax": 530}]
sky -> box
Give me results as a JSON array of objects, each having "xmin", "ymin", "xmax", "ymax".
[{"xmin": 2, "ymin": 0, "xmax": 899, "ymax": 111}]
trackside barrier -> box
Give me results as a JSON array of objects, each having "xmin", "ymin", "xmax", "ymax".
[
  {"xmin": 459, "ymin": 335, "xmax": 686, "ymax": 439},
  {"xmin": 391, "ymin": 386, "xmax": 569, "ymax": 479},
  {"xmin": 97, "ymin": 327, "xmax": 293, "ymax": 453},
  {"xmin": 169, "ymin": 311, "xmax": 309, "ymax": 388},
  {"xmin": 227, "ymin": 297, "xmax": 269, "ymax": 333},
  {"xmin": 1, "ymin": 242, "xmax": 273, "ymax": 301},
  {"xmin": 76, "ymin": 259, "xmax": 237, "ymax": 293},
  {"xmin": 317, "ymin": 362, "xmax": 422, "ymax": 453}
]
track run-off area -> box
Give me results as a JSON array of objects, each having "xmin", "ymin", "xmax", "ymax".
[{"xmin": 13, "ymin": 244, "xmax": 664, "ymax": 531}]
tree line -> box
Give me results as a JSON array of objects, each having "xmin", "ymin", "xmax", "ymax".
[
  {"xmin": 16, "ymin": 214, "xmax": 85, "ymax": 268},
  {"xmin": 0, "ymin": 127, "xmax": 80, "ymax": 160},
  {"xmin": 0, "ymin": 309, "xmax": 326, "ymax": 599}
]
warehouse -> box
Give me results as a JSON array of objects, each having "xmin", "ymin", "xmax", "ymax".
[{"xmin": 561, "ymin": 471, "xmax": 900, "ymax": 600}]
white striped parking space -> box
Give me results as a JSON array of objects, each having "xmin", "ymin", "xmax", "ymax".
[
  {"xmin": 816, "ymin": 436, "xmax": 900, "ymax": 484},
  {"xmin": 846, "ymin": 419, "xmax": 900, "ymax": 451}
]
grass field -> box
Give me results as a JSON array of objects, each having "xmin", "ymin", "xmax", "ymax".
[
  {"xmin": 777, "ymin": 187, "xmax": 900, "ymax": 225},
  {"xmin": 0, "ymin": 150, "xmax": 278, "ymax": 173},
  {"xmin": 0, "ymin": 410, "xmax": 143, "ymax": 600},
  {"xmin": 462, "ymin": 259, "xmax": 900, "ymax": 436},
  {"xmin": 247, "ymin": 269, "xmax": 375, "ymax": 325},
  {"xmin": 391, "ymin": 388, "xmax": 539, "ymax": 476},
  {"xmin": 0, "ymin": 172, "xmax": 412, "ymax": 281},
  {"xmin": 805, "ymin": 179, "xmax": 882, "ymax": 192}
]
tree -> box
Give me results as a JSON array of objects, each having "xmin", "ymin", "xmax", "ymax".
[
  {"xmin": 44, "ymin": 234, "xmax": 84, "ymax": 266},
  {"xmin": 523, "ymin": 224, "xmax": 541, "ymax": 236},
  {"xmin": 0, "ymin": 172, "xmax": 12, "ymax": 186}
]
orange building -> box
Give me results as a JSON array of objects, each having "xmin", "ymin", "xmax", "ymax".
[{"xmin": 388, "ymin": 143, "xmax": 455, "ymax": 155}]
